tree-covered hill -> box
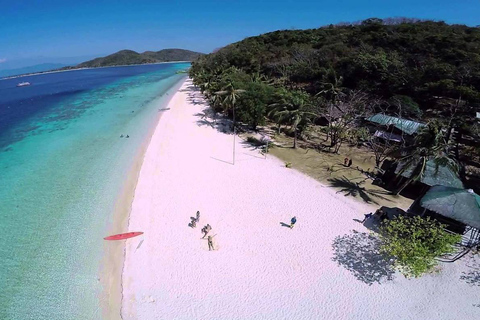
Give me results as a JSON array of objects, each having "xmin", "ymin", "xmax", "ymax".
[
  {"xmin": 192, "ymin": 18, "xmax": 479, "ymax": 118},
  {"xmin": 78, "ymin": 49, "xmax": 204, "ymax": 68}
]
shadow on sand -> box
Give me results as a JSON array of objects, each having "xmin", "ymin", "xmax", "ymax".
[
  {"xmin": 460, "ymin": 254, "xmax": 480, "ymax": 287},
  {"xmin": 280, "ymin": 222, "xmax": 291, "ymax": 228},
  {"xmin": 210, "ymin": 157, "xmax": 233, "ymax": 165},
  {"xmin": 328, "ymin": 176, "xmax": 391, "ymax": 205},
  {"xmin": 332, "ymin": 230, "xmax": 395, "ymax": 285}
]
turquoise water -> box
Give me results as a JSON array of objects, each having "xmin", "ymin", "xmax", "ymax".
[{"xmin": 0, "ymin": 64, "xmax": 188, "ymax": 319}]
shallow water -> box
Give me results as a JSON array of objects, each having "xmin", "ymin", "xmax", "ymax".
[{"xmin": 0, "ymin": 64, "xmax": 188, "ymax": 319}]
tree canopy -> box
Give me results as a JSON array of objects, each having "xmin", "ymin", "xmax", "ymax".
[
  {"xmin": 379, "ymin": 215, "xmax": 461, "ymax": 278},
  {"xmin": 191, "ymin": 18, "xmax": 480, "ymax": 121}
]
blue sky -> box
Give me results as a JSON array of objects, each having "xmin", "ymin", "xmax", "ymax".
[{"xmin": 0, "ymin": 0, "xmax": 479, "ymax": 68}]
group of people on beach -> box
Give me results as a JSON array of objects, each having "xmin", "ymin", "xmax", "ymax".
[
  {"xmin": 189, "ymin": 212, "xmax": 298, "ymax": 251},
  {"xmin": 189, "ymin": 211, "xmax": 215, "ymax": 251}
]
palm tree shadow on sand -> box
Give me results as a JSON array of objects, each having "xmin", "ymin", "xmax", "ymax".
[
  {"xmin": 328, "ymin": 176, "xmax": 391, "ymax": 205},
  {"xmin": 332, "ymin": 230, "xmax": 395, "ymax": 285},
  {"xmin": 460, "ymin": 254, "xmax": 480, "ymax": 287}
]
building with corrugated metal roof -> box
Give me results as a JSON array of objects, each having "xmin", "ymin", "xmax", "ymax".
[{"xmin": 366, "ymin": 113, "xmax": 425, "ymax": 137}]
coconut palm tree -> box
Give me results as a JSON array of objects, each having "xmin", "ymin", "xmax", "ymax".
[
  {"xmin": 215, "ymin": 82, "xmax": 245, "ymax": 127},
  {"xmin": 215, "ymin": 82, "xmax": 245, "ymax": 164},
  {"xmin": 269, "ymin": 92, "xmax": 317, "ymax": 148},
  {"xmin": 316, "ymin": 69, "xmax": 345, "ymax": 104},
  {"xmin": 394, "ymin": 121, "xmax": 459, "ymax": 195},
  {"xmin": 315, "ymin": 69, "xmax": 346, "ymax": 143}
]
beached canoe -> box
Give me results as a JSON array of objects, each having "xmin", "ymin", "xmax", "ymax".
[{"xmin": 104, "ymin": 232, "xmax": 143, "ymax": 240}]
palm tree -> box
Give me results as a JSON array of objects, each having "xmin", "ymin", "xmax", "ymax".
[
  {"xmin": 315, "ymin": 69, "xmax": 346, "ymax": 143},
  {"xmin": 394, "ymin": 121, "xmax": 459, "ymax": 195},
  {"xmin": 208, "ymin": 94, "xmax": 222, "ymax": 125},
  {"xmin": 215, "ymin": 82, "xmax": 245, "ymax": 164},
  {"xmin": 215, "ymin": 82, "xmax": 245, "ymax": 127},
  {"xmin": 317, "ymin": 70, "xmax": 345, "ymax": 105},
  {"xmin": 269, "ymin": 92, "xmax": 317, "ymax": 148}
]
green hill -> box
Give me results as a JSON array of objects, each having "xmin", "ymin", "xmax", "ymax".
[
  {"xmin": 191, "ymin": 18, "xmax": 480, "ymax": 115},
  {"xmin": 78, "ymin": 49, "xmax": 204, "ymax": 68}
]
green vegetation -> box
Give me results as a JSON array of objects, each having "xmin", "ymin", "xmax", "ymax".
[
  {"xmin": 190, "ymin": 18, "xmax": 480, "ymax": 190},
  {"xmin": 379, "ymin": 215, "xmax": 461, "ymax": 278},
  {"xmin": 78, "ymin": 49, "xmax": 204, "ymax": 68},
  {"xmin": 395, "ymin": 120, "xmax": 459, "ymax": 194}
]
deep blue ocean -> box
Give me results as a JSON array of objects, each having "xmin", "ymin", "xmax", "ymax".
[{"xmin": 0, "ymin": 63, "xmax": 188, "ymax": 319}]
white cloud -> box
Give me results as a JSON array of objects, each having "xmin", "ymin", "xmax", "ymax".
[{"xmin": 0, "ymin": 58, "xmax": 6, "ymax": 63}]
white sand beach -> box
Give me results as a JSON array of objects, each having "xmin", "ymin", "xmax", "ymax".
[{"xmin": 121, "ymin": 79, "xmax": 479, "ymax": 319}]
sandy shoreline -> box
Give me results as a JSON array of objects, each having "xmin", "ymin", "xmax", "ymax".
[
  {"xmin": 99, "ymin": 78, "xmax": 187, "ymax": 319},
  {"xmin": 119, "ymin": 79, "xmax": 479, "ymax": 319}
]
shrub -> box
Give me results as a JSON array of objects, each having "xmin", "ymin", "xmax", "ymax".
[{"xmin": 379, "ymin": 215, "xmax": 461, "ymax": 278}]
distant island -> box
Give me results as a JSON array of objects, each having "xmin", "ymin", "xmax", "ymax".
[
  {"xmin": 76, "ymin": 48, "xmax": 204, "ymax": 68},
  {"xmin": 1, "ymin": 48, "xmax": 204, "ymax": 79}
]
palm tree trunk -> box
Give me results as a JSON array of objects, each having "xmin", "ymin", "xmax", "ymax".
[
  {"xmin": 445, "ymin": 125, "xmax": 453, "ymax": 144},
  {"xmin": 394, "ymin": 177, "xmax": 413, "ymax": 195},
  {"xmin": 394, "ymin": 159, "xmax": 426, "ymax": 195}
]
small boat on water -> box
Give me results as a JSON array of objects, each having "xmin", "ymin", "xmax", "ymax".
[{"xmin": 17, "ymin": 82, "xmax": 31, "ymax": 87}]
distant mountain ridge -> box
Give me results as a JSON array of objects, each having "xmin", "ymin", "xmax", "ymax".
[{"xmin": 77, "ymin": 49, "xmax": 204, "ymax": 68}]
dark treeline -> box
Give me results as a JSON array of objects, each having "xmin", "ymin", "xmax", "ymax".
[{"xmin": 189, "ymin": 18, "xmax": 480, "ymax": 188}]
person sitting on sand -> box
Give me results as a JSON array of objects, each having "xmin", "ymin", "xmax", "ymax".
[
  {"xmin": 344, "ymin": 157, "xmax": 349, "ymax": 166},
  {"xmin": 375, "ymin": 208, "xmax": 386, "ymax": 221},
  {"xmin": 190, "ymin": 219, "xmax": 196, "ymax": 228},
  {"xmin": 361, "ymin": 213, "xmax": 373, "ymax": 223},
  {"xmin": 201, "ymin": 226, "xmax": 208, "ymax": 238},
  {"xmin": 290, "ymin": 216, "xmax": 297, "ymax": 229}
]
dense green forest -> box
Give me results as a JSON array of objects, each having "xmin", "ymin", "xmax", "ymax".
[
  {"xmin": 189, "ymin": 18, "xmax": 480, "ymax": 190},
  {"xmin": 77, "ymin": 48, "xmax": 204, "ymax": 68}
]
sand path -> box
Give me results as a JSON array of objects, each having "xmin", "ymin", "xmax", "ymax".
[{"xmin": 121, "ymin": 79, "xmax": 479, "ymax": 319}]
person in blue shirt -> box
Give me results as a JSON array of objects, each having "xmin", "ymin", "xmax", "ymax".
[
  {"xmin": 362, "ymin": 212, "xmax": 373, "ymax": 223},
  {"xmin": 290, "ymin": 216, "xmax": 297, "ymax": 229}
]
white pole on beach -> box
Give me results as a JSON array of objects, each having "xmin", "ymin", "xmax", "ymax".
[{"xmin": 233, "ymin": 104, "xmax": 236, "ymax": 165}]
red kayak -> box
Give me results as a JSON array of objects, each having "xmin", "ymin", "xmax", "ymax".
[{"xmin": 104, "ymin": 232, "xmax": 143, "ymax": 240}]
